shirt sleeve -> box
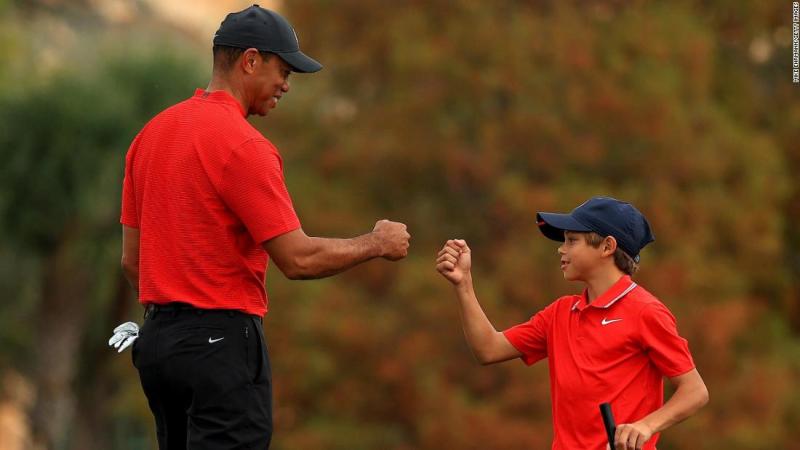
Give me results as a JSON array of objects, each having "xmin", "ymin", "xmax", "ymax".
[
  {"xmin": 120, "ymin": 134, "xmax": 140, "ymax": 228},
  {"xmin": 638, "ymin": 302, "xmax": 695, "ymax": 377},
  {"xmin": 219, "ymin": 139, "xmax": 301, "ymax": 244},
  {"xmin": 502, "ymin": 301, "xmax": 557, "ymax": 366}
]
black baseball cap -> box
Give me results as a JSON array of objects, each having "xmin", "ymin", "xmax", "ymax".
[
  {"xmin": 213, "ymin": 4, "xmax": 322, "ymax": 73},
  {"xmin": 536, "ymin": 196, "xmax": 655, "ymax": 262}
]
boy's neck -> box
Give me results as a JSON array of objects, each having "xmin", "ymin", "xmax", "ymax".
[{"xmin": 584, "ymin": 268, "xmax": 627, "ymax": 304}]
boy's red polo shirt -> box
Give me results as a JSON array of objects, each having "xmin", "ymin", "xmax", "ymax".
[
  {"xmin": 503, "ymin": 276, "xmax": 695, "ymax": 450},
  {"xmin": 121, "ymin": 89, "xmax": 300, "ymax": 316}
]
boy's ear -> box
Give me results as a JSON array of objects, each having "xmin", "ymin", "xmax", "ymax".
[{"xmin": 603, "ymin": 236, "xmax": 618, "ymax": 256}]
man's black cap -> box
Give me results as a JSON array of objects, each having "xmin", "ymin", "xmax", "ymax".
[
  {"xmin": 213, "ymin": 4, "xmax": 322, "ymax": 73},
  {"xmin": 536, "ymin": 197, "xmax": 655, "ymax": 262}
]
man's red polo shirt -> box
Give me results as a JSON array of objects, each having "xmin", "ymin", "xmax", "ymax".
[
  {"xmin": 121, "ymin": 89, "xmax": 300, "ymax": 316},
  {"xmin": 503, "ymin": 275, "xmax": 695, "ymax": 450}
]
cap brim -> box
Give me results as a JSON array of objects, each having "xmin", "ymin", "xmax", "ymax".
[
  {"xmin": 275, "ymin": 50, "xmax": 322, "ymax": 73},
  {"xmin": 535, "ymin": 212, "xmax": 592, "ymax": 242}
]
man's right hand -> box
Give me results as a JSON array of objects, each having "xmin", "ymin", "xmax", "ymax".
[
  {"xmin": 372, "ymin": 219, "xmax": 410, "ymax": 260},
  {"xmin": 436, "ymin": 239, "xmax": 471, "ymax": 285}
]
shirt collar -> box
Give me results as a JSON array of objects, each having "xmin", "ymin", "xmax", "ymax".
[
  {"xmin": 193, "ymin": 88, "xmax": 246, "ymax": 117},
  {"xmin": 571, "ymin": 275, "xmax": 637, "ymax": 311}
]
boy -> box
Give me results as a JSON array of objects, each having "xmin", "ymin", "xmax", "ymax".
[{"xmin": 436, "ymin": 196, "xmax": 708, "ymax": 450}]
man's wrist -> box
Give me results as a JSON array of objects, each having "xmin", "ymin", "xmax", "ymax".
[{"xmin": 362, "ymin": 231, "xmax": 385, "ymax": 258}]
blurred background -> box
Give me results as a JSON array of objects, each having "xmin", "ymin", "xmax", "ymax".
[{"xmin": 0, "ymin": 0, "xmax": 798, "ymax": 449}]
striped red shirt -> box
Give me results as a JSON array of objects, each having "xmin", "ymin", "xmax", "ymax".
[
  {"xmin": 121, "ymin": 89, "xmax": 300, "ymax": 316},
  {"xmin": 503, "ymin": 276, "xmax": 695, "ymax": 450}
]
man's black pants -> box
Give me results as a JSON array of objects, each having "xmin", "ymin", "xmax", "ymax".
[{"xmin": 132, "ymin": 304, "xmax": 272, "ymax": 449}]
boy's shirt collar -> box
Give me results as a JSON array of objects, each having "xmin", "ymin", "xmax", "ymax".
[{"xmin": 571, "ymin": 275, "xmax": 638, "ymax": 311}]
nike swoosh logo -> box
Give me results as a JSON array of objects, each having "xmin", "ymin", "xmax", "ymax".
[
  {"xmin": 601, "ymin": 318, "xmax": 623, "ymax": 326},
  {"xmin": 208, "ymin": 337, "xmax": 225, "ymax": 344}
]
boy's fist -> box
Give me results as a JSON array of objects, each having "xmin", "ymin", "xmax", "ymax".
[{"xmin": 436, "ymin": 239, "xmax": 471, "ymax": 285}]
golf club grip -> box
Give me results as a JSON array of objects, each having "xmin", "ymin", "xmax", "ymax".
[{"xmin": 599, "ymin": 402, "xmax": 616, "ymax": 448}]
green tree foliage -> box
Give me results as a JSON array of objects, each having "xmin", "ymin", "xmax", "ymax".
[
  {"xmin": 0, "ymin": 45, "xmax": 204, "ymax": 358},
  {"xmin": 0, "ymin": 37, "xmax": 204, "ymax": 447}
]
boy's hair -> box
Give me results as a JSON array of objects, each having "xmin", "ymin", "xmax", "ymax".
[{"xmin": 583, "ymin": 232, "xmax": 640, "ymax": 275}]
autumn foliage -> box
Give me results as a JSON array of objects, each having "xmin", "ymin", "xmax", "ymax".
[{"xmin": 0, "ymin": 1, "xmax": 798, "ymax": 449}]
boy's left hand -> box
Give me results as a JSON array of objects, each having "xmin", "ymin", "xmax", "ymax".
[{"xmin": 609, "ymin": 421, "xmax": 653, "ymax": 450}]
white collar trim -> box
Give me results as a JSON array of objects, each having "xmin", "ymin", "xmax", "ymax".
[
  {"xmin": 571, "ymin": 282, "xmax": 638, "ymax": 311},
  {"xmin": 601, "ymin": 282, "xmax": 638, "ymax": 309}
]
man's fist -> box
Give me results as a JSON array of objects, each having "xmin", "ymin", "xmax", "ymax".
[
  {"xmin": 436, "ymin": 239, "xmax": 471, "ymax": 286},
  {"xmin": 372, "ymin": 219, "xmax": 410, "ymax": 260}
]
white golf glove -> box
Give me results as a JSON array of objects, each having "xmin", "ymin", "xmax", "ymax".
[{"xmin": 108, "ymin": 321, "xmax": 139, "ymax": 353}]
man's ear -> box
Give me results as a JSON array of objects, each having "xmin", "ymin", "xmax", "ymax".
[
  {"xmin": 603, "ymin": 236, "xmax": 618, "ymax": 257},
  {"xmin": 241, "ymin": 48, "xmax": 260, "ymax": 74}
]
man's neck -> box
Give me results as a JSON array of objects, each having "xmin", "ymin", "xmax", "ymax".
[
  {"xmin": 584, "ymin": 268, "xmax": 626, "ymax": 304},
  {"xmin": 206, "ymin": 75, "xmax": 248, "ymax": 116}
]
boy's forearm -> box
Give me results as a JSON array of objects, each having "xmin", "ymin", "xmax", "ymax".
[
  {"xmin": 639, "ymin": 370, "xmax": 709, "ymax": 433},
  {"xmin": 453, "ymin": 275, "xmax": 502, "ymax": 363}
]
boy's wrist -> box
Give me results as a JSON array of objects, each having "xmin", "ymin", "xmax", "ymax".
[
  {"xmin": 454, "ymin": 273, "xmax": 474, "ymax": 293},
  {"xmin": 638, "ymin": 416, "xmax": 660, "ymax": 435}
]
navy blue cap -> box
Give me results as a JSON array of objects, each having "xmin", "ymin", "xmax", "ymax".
[
  {"xmin": 213, "ymin": 4, "xmax": 322, "ymax": 73},
  {"xmin": 536, "ymin": 197, "xmax": 655, "ymax": 261}
]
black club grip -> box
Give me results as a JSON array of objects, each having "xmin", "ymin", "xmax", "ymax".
[{"xmin": 599, "ymin": 402, "xmax": 616, "ymax": 448}]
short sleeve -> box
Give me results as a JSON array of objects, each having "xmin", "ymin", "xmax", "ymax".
[
  {"xmin": 639, "ymin": 303, "xmax": 695, "ymax": 377},
  {"xmin": 120, "ymin": 135, "xmax": 140, "ymax": 228},
  {"xmin": 219, "ymin": 139, "xmax": 301, "ymax": 243},
  {"xmin": 503, "ymin": 301, "xmax": 557, "ymax": 366}
]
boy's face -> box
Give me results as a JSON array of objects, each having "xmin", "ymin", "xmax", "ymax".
[{"xmin": 558, "ymin": 231, "xmax": 608, "ymax": 282}]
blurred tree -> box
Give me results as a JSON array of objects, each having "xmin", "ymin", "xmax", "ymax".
[
  {"xmin": 0, "ymin": 47, "xmax": 203, "ymax": 448},
  {"xmin": 0, "ymin": 0, "xmax": 797, "ymax": 449}
]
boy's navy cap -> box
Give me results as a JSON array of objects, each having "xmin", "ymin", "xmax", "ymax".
[
  {"xmin": 536, "ymin": 196, "xmax": 655, "ymax": 262},
  {"xmin": 213, "ymin": 4, "xmax": 322, "ymax": 73}
]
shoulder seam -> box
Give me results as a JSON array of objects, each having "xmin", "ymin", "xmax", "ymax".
[{"xmin": 217, "ymin": 138, "xmax": 279, "ymax": 198}]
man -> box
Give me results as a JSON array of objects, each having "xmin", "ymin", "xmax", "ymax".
[{"xmin": 117, "ymin": 5, "xmax": 410, "ymax": 449}]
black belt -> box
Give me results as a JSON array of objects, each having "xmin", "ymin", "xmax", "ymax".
[{"xmin": 144, "ymin": 302, "xmax": 251, "ymax": 320}]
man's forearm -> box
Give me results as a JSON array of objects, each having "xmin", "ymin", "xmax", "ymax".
[
  {"xmin": 122, "ymin": 264, "xmax": 139, "ymax": 295},
  {"xmin": 289, "ymin": 233, "xmax": 383, "ymax": 280},
  {"xmin": 121, "ymin": 225, "xmax": 140, "ymax": 295}
]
